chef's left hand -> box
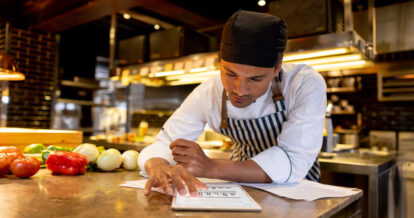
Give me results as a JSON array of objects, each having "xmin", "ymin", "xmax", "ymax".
[{"xmin": 170, "ymin": 139, "xmax": 214, "ymax": 178}]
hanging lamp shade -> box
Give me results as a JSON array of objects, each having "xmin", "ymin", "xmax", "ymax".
[{"xmin": 0, "ymin": 52, "xmax": 25, "ymax": 81}]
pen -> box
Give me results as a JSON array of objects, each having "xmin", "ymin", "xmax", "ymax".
[{"xmin": 162, "ymin": 127, "xmax": 173, "ymax": 142}]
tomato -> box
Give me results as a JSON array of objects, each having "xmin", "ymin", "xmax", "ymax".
[
  {"xmin": 0, "ymin": 156, "xmax": 11, "ymax": 175},
  {"xmin": 10, "ymin": 157, "xmax": 40, "ymax": 178},
  {"xmin": 0, "ymin": 146, "xmax": 20, "ymax": 153},
  {"xmin": 0, "ymin": 152, "xmax": 24, "ymax": 164}
]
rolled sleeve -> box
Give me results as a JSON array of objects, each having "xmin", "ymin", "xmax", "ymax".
[{"xmin": 251, "ymin": 146, "xmax": 291, "ymax": 183}]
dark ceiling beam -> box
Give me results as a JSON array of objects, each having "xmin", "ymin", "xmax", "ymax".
[
  {"xmin": 0, "ymin": 0, "xmax": 88, "ymax": 26},
  {"xmin": 119, "ymin": 10, "xmax": 176, "ymax": 29},
  {"xmin": 30, "ymin": 0, "xmax": 144, "ymax": 32},
  {"xmin": 30, "ymin": 0, "xmax": 219, "ymax": 33},
  {"xmin": 136, "ymin": 0, "xmax": 219, "ymax": 28}
]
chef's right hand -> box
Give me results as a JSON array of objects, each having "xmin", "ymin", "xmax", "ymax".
[{"xmin": 144, "ymin": 157, "xmax": 206, "ymax": 197}]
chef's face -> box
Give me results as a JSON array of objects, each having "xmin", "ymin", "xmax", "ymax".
[{"xmin": 221, "ymin": 60, "xmax": 281, "ymax": 108}]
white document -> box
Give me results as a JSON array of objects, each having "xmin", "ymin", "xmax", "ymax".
[
  {"xmin": 238, "ymin": 179, "xmax": 360, "ymax": 201},
  {"xmin": 120, "ymin": 178, "xmax": 359, "ymax": 201},
  {"xmin": 171, "ymin": 184, "xmax": 261, "ymax": 211}
]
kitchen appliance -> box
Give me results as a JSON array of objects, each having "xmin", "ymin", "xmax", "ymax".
[
  {"xmin": 149, "ymin": 26, "xmax": 211, "ymax": 61},
  {"xmin": 342, "ymin": 132, "xmax": 359, "ymax": 147},
  {"xmin": 370, "ymin": 130, "xmax": 397, "ymax": 151},
  {"xmin": 399, "ymin": 131, "xmax": 414, "ymax": 218},
  {"xmin": 268, "ymin": 0, "xmax": 375, "ymax": 72},
  {"xmin": 403, "ymin": 161, "xmax": 414, "ymax": 218},
  {"xmin": 322, "ymin": 103, "xmax": 334, "ymax": 152},
  {"xmin": 118, "ymin": 35, "xmax": 147, "ymax": 65},
  {"xmin": 269, "ymin": 0, "xmax": 344, "ymax": 38}
]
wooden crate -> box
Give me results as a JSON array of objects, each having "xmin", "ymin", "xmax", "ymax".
[{"xmin": 0, "ymin": 128, "xmax": 82, "ymax": 152}]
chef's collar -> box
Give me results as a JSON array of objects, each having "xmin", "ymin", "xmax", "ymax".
[{"xmin": 221, "ymin": 10, "xmax": 287, "ymax": 68}]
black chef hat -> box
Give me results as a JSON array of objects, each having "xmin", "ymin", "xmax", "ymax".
[{"xmin": 221, "ymin": 10, "xmax": 287, "ymax": 68}]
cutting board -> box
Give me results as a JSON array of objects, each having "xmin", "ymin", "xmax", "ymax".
[{"xmin": 0, "ymin": 128, "xmax": 82, "ymax": 152}]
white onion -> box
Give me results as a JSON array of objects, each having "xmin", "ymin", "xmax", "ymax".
[
  {"xmin": 74, "ymin": 143, "xmax": 99, "ymax": 163},
  {"xmin": 97, "ymin": 148, "xmax": 122, "ymax": 171},
  {"xmin": 121, "ymin": 150, "xmax": 139, "ymax": 170}
]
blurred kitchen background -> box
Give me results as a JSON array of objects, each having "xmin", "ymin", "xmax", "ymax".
[{"xmin": 1, "ymin": 0, "xmax": 414, "ymax": 217}]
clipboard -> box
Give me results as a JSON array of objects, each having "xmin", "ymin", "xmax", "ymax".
[{"xmin": 171, "ymin": 184, "xmax": 261, "ymax": 211}]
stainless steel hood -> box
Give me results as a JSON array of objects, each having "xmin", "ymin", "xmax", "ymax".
[
  {"xmin": 285, "ymin": 30, "xmax": 374, "ymax": 60},
  {"xmin": 271, "ymin": 0, "xmax": 376, "ymax": 71}
]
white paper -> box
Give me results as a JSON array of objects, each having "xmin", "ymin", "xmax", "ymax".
[
  {"xmin": 172, "ymin": 184, "xmax": 261, "ymax": 211},
  {"xmin": 238, "ymin": 179, "xmax": 359, "ymax": 201},
  {"xmin": 120, "ymin": 178, "xmax": 359, "ymax": 201}
]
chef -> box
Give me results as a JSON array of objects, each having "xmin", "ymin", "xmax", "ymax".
[{"xmin": 138, "ymin": 10, "xmax": 327, "ymax": 196}]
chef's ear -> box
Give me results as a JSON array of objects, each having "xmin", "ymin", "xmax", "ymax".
[{"xmin": 274, "ymin": 64, "xmax": 282, "ymax": 77}]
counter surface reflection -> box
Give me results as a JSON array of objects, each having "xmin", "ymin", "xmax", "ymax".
[{"xmin": 0, "ymin": 169, "xmax": 362, "ymax": 218}]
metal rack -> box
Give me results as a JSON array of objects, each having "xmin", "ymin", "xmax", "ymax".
[{"xmin": 378, "ymin": 70, "xmax": 414, "ymax": 101}]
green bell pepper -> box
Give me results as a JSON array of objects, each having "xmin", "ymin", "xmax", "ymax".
[
  {"xmin": 41, "ymin": 149, "xmax": 51, "ymax": 162},
  {"xmin": 47, "ymin": 145, "xmax": 73, "ymax": 152},
  {"xmin": 24, "ymin": 143, "xmax": 46, "ymax": 154},
  {"xmin": 41, "ymin": 146, "xmax": 74, "ymax": 162}
]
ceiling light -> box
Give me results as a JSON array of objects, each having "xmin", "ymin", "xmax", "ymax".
[
  {"xmin": 311, "ymin": 60, "xmax": 369, "ymax": 71},
  {"xmin": 189, "ymin": 67, "xmax": 208, "ymax": 73},
  {"xmin": 283, "ymin": 47, "xmax": 350, "ymax": 62},
  {"xmin": 123, "ymin": 13, "xmax": 131, "ymax": 20},
  {"xmin": 150, "ymin": 70, "xmax": 185, "ymax": 78},
  {"xmin": 258, "ymin": 0, "xmax": 266, "ymax": 7},
  {"xmin": 166, "ymin": 70, "xmax": 220, "ymax": 81},
  {"xmin": 154, "ymin": 24, "xmax": 160, "ymax": 30},
  {"xmin": 286, "ymin": 54, "xmax": 363, "ymax": 66}
]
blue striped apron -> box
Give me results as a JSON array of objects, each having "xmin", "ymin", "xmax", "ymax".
[{"xmin": 219, "ymin": 70, "xmax": 321, "ymax": 182}]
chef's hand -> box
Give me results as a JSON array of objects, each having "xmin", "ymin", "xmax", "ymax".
[
  {"xmin": 169, "ymin": 139, "xmax": 215, "ymax": 178},
  {"xmin": 144, "ymin": 157, "xmax": 206, "ymax": 197}
]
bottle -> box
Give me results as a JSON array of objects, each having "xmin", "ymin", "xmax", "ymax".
[{"xmin": 138, "ymin": 120, "xmax": 149, "ymax": 138}]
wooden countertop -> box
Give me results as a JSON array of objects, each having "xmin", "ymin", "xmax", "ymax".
[{"xmin": 0, "ymin": 169, "xmax": 362, "ymax": 218}]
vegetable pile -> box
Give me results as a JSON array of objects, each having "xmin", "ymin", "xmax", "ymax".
[
  {"xmin": 0, "ymin": 146, "xmax": 40, "ymax": 178},
  {"xmin": 1, "ymin": 142, "xmax": 140, "ymax": 178}
]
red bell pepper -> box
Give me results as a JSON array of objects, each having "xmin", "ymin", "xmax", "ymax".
[{"xmin": 46, "ymin": 151, "xmax": 87, "ymax": 175}]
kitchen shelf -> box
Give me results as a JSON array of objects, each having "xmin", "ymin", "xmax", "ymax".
[
  {"xmin": 334, "ymin": 129, "xmax": 361, "ymax": 134},
  {"xmin": 378, "ymin": 70, "xmax": 414, "ymax": 101},
  {"xmin": 79, "ymin": 128, "xmax": 106, "ymax": 133},
  {"xmin": 382, "ymin": 87, "xmax": 414, "ymax": 93},
  {"xmin": 327, "ymin": 87, "xmax": 357, "ymax": 93},
  {"xmin": 61, "ymin": 80, "xmax": 105, "ymax": 90},
  {"xmin": 383, "ymin": 81, "xmax": 414, "ymax": 87},
  {"xmin": 332, "ymin": 111, "xmax": 356, "ymax": 115},
  {"xmin": 57, "ymin": 98, "xmax": 109, "ymax": 107},
  {"xmin": 131, "ymin": 109, "xmax": 174, "ymax": 116}
]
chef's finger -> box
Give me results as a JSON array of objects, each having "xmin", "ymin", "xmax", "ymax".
[
  {"xmin": 172, "ymin": 154, "xmax": 192, "ymax": 165},
  {"xmin": 144, "ymin": 177, "xmax": 156, "ymax": 196},
  {"xmin": 170, "ymin": 174, "xmax": 187, "ymax": 196},
  {"xmin": 171, "ymin": 146, "xmax": 189, "ymax": 156},
  {"xmin": 182, "ymin": 174, "xmax": 199, "ymax": 197},
  {"xmin": 159, "ymin": 173, "xmax": 174, "ymax": 196},
  {"xmin": 169, "ymin": 139, "xmax": 192, "ymax": 149},
  {"xmin": 194, "ymin": 178, "xmax": 207, "ymax": 190}
]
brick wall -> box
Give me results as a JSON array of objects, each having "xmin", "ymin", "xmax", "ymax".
[
  {"xmin": 360, "ymin": 75, "xmax": 414, "ymax": 131},
  {"xmin": 331, "ymin": 74, "xmax": 414, "ymax": 132},
  {"xmin": 0, "ymin": 25, "xmax": 56, "ymax": 128}
]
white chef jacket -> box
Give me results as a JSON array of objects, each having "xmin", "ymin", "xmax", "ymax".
[{"xmin": 138, "ymin": 63, "xmax": 327, "ymax": 183}]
